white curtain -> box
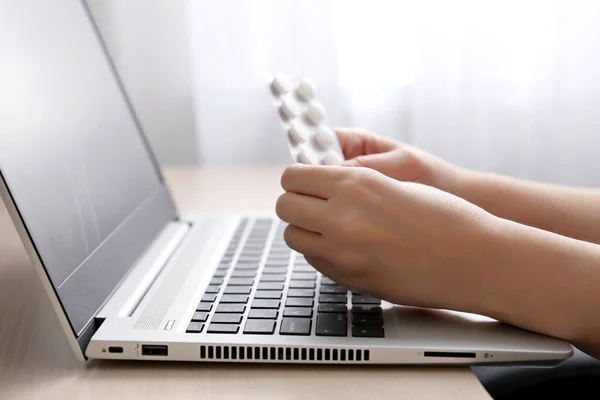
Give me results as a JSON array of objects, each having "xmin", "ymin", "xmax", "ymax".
[{"xmin": 189, "ymin": 0, "xmax": 600, "ymax": 186}]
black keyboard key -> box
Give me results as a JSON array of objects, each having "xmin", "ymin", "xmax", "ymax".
[
  {"xmin": 289, "ymin": 280, "xmax": 315, "ymax": 289},
  {"xmin": 248, "ymin": 309, "xmax": 278, "ymax": 319},
  {"xmin": 186, "ymin": 322, "xmax": 204, "ymax": 333},
  {"xmin": 283, "ymin": 307, "xmax": 313, "ymax": 318},
  {"xmin": 352, "ymin": 325, "xmax": 385, "ymax": 338},
  {"xmin": 269, "ymin": 249, "xmax": 291, "ymax": 256},
  {"xmin": 320, "ymin": 286, "xmax": 347, "ymax": 294},
  {"xmin": 243, "ymin": 319, "xmax": 276, "ymax": 335},
  {"xmin": 319, "ymin": 294, "xmax": 347, "ymax": 303},
  {"xmin": 231, "ymin": 270, "xmax": 256, "ymax": 278},
  {"xmin": 260, "ymin": 274, "xmax": 287, "ymax": 282},
  {"xmin": 262, "ymin": 267, "xmax": 288, "ymax": 274},
  {"xmin": 201, "ymin": 294, "xmax": 217, "ymax": 303},
  {"xmin": 267, "ymin": 258, "xmax": 290, "ymax": 264},
  {"xmin": 352, "ymin": 313, "xmax": 383, "ymax": 325},
  {"xmin": 207, "ymin": 323, "xmax": 240, "ymax": 334},
  {"xmin": 252, "ymin": 299, "xmax": 281, "ymax": 309},
  {"xmin": 192, "ymin": 311, "xmax": 209, "ymax": 322},
  {"xmin": 228, "ymin": 278, "xmax": 255, "ymax": 286},
  {"xmin": 224, "ymin": 285, "xmax": 252, "ymax": 295},
  {"xmin": 240, "ymin": 250, "xmax": 264, "ymax": 256},
  {"xmin": 212, "ymin": 270, "xmax": 227, "ymax": 278},
  {"xmin": 234, "ymin": 263, "xmax": 260, "ymax": 270},
  {"xmin": 316, "ymin": 313, "xmax": 347, "ymax": 337},
  {"xmin": 318, "ymin": 304, "xmax": 347, "ymax": 313},
  {"xmin": 211, "ymin": 314, "xmax": 243, "ymax": 324},
  {"xmin": 320, "ymin": 277, "xmax": 339, "ymax": 286},
  {"xmin": 196, "ymin": 302, "xmax": 213, "ymax": 312},
  {"xmin": 257, "ymin": 282, "xmax": 284, "ymax": 291},
  {"xmin": 291, "ymin": 273, "xmax": 316, "ymax": 281},
  {"xmin": 210, "ymin": 277, "xmax": 224, "ymax": 285},
  {"xmin": 351, "ymin": 305, "xmax": 382, "ymax": 314},
  {"xmin": 242, "ymin": 244, "xmax": 263, "ymax": 251},
  {"xmin": 238, "ymin": 256, "xmax": 262, "ymax": 263},
  {"xmin": 242, "ymin": 241, "xmax": 265, "ymax": 246},
  {"xmin": 293, "ymin": 266, "xmax": 315, "ymax": 273},
  {"xmin": 287, "ymin": 289, "xmax": 315, "ymax": 298},
  {"xmin": 264, "ymin": 261, "xmax": 288, "ymax": 267},
  {"xmin": 286, "ymin": 298, "xmax": 314, "ymax": 307},
  {"xmin": 254, "ymin": 291, "xmax": 282, "ymax": 300},
  {"xmin": 352, "ymin": 295, "xmax": 381, "ymax": 305},
  {"xmin": 216, "ymin": 304, "xmax": 246, "ymax": 313},
  {"xmin": 280, "ymin": 318, "xmax": 312, "ymax": 335},
  {"xmin": 219, "ymin": 295, "xmax": 248, "ymax": 303},
  {"xmin": 205, "ymin": 285, "xmax": 221, "ymax": 294}
]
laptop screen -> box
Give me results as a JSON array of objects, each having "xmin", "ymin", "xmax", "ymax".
[{"xmin": 0, "ymin": 0, "xmax": 177, "ymax": 340}]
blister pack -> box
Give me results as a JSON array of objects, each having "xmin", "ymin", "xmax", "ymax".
[{"xmin": 269, "ymin": 73, "xmax": 345, "ymax": 165}]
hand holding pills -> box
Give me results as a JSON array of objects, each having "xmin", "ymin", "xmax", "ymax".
[
  {"xmin": 275, "ymin": 162, "xmax": 500, "ymax": 312},
  {"xmin": 335, "ymin": 127, "xmax": 466, "ymax": 195},
  {"xmin": 269, "ymin": 73, "xmax": 345, "ymax": 166}
]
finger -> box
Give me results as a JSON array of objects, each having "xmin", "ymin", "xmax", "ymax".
[
  {"xmin": 342, "ymin": 153, "xmax": 389, "ymax": 168},
  {"xmin": 335, "ymin": 127, "xmax": 399, "ymax": 159},
  {"xmin": 275, "ymin": 192, "xmax": 330, "ymax": 233},
  {"xmin": 283, "ymin": 224, "xmax": 326, "ymax": 257},
  {"xmin": 342, "ymin": 149, "xmax": 421, "ymax": 183},
  {"xmin": 280, "ymin": 163, "xmax": 346, "ymax": 199}
]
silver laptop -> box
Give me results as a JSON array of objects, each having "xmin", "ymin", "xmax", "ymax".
[{"xmin": 0, "ymin": 0, "xmax": 573, "ymax": 365}]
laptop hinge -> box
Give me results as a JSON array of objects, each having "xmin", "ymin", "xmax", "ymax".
[{"xmin": 96, "ymin": 220, "xmax": 190, "ymax": 319}]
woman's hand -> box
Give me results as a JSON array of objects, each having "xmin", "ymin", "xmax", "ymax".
[
  {"xmin": 276, "ymin": 163, "xmax": 502, "ymax": 313},
  {"xmin": 336, "ymin": 127, "xmax": 467, "ymax": 195}
]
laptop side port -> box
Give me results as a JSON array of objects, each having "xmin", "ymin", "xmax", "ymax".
[
  {"xmin": 142, "ymin": 344, "xmax": 168, "ymax": 356},
  {"xmin": 424, "ymin": 351, "xmax": 476, "ymax": 358},
  {"xmin": 108, "ymin": 346, "xmax": 123, "ymax": 354}
]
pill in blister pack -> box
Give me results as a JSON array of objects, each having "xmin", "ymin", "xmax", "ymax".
[{"xmin": 269, "ymin": 73, "xmax": 345, "ymax": 165}]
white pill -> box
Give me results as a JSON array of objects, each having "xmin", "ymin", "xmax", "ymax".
[
  {"xmin": 314, "ymin": 126, "xmax": 336, "ymax": 149},
  {"xmin": 280, "ymin": 97, "xmax": 301, "ymax": 120},
  {"xmin": 296, "ymin": 78, "xmax": 316, "ymax": 102},
  {"xmin": 306, "ymin": 101, "xmax": 326, "ymax": 125},
  {"xmin": 271, "ymin": 73, "xmax": 293, "ymax": 96},
  {"xmin": 323, "ymin": 151, "xmax": 343, "ymax": 166},
  {"xmin": 297, "ymin": 147, "xmax": 317, "ymax": 165},
  {"xmin": 288, "ymin": 121, "xmax": 309, "ymax": 144}
]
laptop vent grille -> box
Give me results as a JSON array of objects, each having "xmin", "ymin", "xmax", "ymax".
[{"xmin": 199, "ymin": 346, "xmax": 370, "ymax": 362}]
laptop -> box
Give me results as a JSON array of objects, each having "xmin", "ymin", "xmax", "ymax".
[{"xmin": 0, "ymin": 0, "xmax": 573, "ymax": 365}]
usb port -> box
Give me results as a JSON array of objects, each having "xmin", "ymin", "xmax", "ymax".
[
  {"xmin": 142, "ymin": 345, "xmax": 168, "ymax": 356},
  {"xmin": 108, "ymin": 346, "xmax": 123, "ymax": 354}
]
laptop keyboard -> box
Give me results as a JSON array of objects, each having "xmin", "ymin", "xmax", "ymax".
[{"xmin": 186, "ymin": 218, "xmax": 385, "ymax": 338}]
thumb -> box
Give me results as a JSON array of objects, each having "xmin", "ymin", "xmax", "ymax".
[{"xmin": 341, "ymin": 149, "xmax": 420, "ymax": 183}]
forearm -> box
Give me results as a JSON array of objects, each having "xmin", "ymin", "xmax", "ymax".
[
  {"xmin": 474, "ymin": 218, "xmax": 600, "ymax": 357},
  {"xmin": 454, "ymin": 169, "xmax": 600, "ymax": 245}
]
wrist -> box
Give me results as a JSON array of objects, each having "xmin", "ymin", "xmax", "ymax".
[
  {"xmin": 470, "ymin": 216, "xmax": 600, "ymax": 346},
  {"xmin": 444, "ymin": 166, "xmax": 481, "ymax": 200}
]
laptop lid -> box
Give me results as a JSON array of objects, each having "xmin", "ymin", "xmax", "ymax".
[{"xmin": 0, "ymin": 0, "xmax": 179, "ymax": 357}]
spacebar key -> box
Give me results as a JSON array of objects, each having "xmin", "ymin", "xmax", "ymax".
[{"xmin": 316, "ymin": 313, "xmax": 347, "ymax": 336}]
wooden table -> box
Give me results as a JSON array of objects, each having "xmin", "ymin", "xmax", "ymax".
[{"xmin": 0, "ymin": 166, "xmax": 491, "ymax": 399}]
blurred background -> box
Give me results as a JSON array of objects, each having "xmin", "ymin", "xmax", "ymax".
[{"xmin": 87, "ymin": 0, "xmax": 600, "ymax": 186}]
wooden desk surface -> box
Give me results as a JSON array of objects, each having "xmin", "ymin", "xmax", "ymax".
[{"xmin": 0, "ymin": 165, "xmax": 491, "ymax": 399}]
